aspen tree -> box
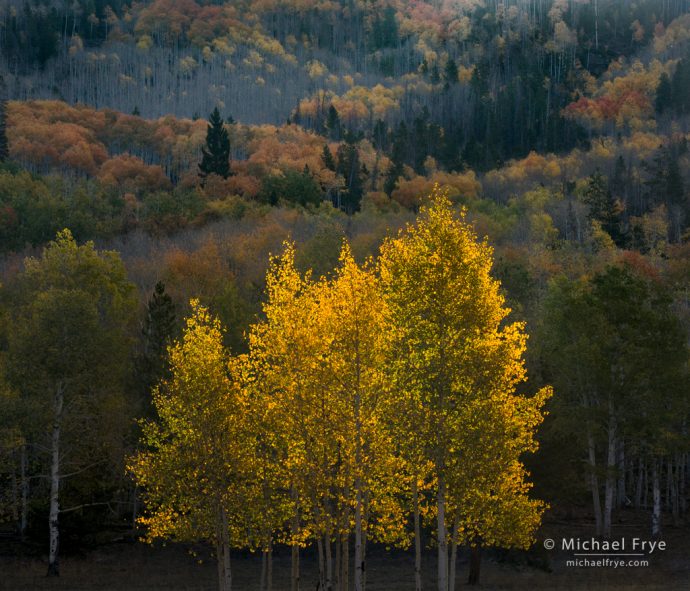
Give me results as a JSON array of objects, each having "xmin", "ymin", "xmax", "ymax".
[
  {"xmin": 129, "ymin": 302, "xmax": 250, "ymax": 591},
  {"xmin": 379, "ymin": 188, "xmax": 550, "ymax": 589}
]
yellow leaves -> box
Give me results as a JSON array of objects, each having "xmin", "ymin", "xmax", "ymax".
[{"xmin": 133, "ymin": 190, "xmax": 550, "ymax": 556}]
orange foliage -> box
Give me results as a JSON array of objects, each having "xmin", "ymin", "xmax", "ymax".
[{"xmin": 98, "ymin": 154, "xmax": 172, "ymax": 194}]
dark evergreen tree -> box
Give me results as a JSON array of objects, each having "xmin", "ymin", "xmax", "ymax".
[
  {"xmin": 384, "ymin": 123, "xmax": 407, "ymax": 196},
  {"xmin": 373, "ymin": 119, "xmax": 389, "ymax": 151},
  {"xmin": 443, "ymin": 57, "xmax": 458, "ymax": 89},
  {"xmin": 583, "ymin": 169, "xmax": 623, "ymax": 244},
  {"xmin": 671, "ymin": 55, "xmax": 690, "ymax": 114},
  {"xmin": 336, "ymin": 144, "xmax": 364, "ymax": 213},
  {"xmin": 322, "ymin": 144, "xmax": 336, "ymax": 171},
  {"xmin": 137, "ymin": 281, "xmax": 176, "ymax": 411},
  {"xmin": 655, "ymin": 72, "xmax": 672, "ymax": 114},
  {"xmin": 198, "ymin": 107, "xmax": 232, "ymax": 180},
  {"xmin": 326, "ymin": 104, "xmax": 341, "ymax": 140}
]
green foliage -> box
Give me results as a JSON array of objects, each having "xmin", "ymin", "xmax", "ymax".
[
  {"xmin": 259, "ymin": 169, "xmax": 322, "ymax": 208},
  {"xmin": 199, "ymin": 108, "xmax": 233, "ymax": 180}
]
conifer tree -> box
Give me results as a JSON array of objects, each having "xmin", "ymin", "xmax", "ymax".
[
  {"xmin": 199, "ymin": 107, "xmax": 233, "ymax": 180},
  {"xmin": 137, "ymin": 281, "xmax": 176, "ymax": 412}
]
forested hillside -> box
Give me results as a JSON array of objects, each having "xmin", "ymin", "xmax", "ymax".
[{"xmin": 1, "ymin": 1, "xmax": 690, "ymax": 590}]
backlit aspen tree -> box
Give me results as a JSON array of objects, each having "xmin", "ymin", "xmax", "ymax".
[
  {"xmin": 378, "ymin": 188, "xmax": 551, "ymax": 589},
  {"xmin": 129, "ymin": 302, "xmax": 250, "ymax": 591}
]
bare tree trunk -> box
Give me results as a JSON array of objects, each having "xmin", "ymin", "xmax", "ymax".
[
  {"xmin": 291, "ymin": 487, "xmax": 300, "ymax": 591},
  {"xmin": 652, "ymin": 460, "xmax": 661, "ymax": 538},
  {"xmin": 20, "ymin": 444, "xmax": 28, "ymax": 539},
  {"xmin": 325, "ymin": 534, "xmax": 333, "ymax": 591},
  {"xmin": 680, "ymin": 453, "xmax": 687, "ymax": 516},
  {"xmin": 341, "ymin": 533, "xmax": 349, "ymax": 591},
  {"xmin": 260, "ymin": 550, "xmax": 267, "ymax": 591},
  {"xmin": 412, "ymin": 476, "xmax": 423, "ymax": 591},
  {"xmin": 671, "ymin": 456, "xmax": 679, "ymax": 527},
  {"xmin": 47, "ymin": 382, "xmax": 64, "ymax": 577},
  {"xmin": 449, "ymin": 516, "xmax": 459, "ymax": 591},
  {"xmin": 603, "ymin": 413, "xmax": 616, "ymax": 538},
  {"xmin": 217, "ymin": 507, "xmax": 232, "ymax": 591},
  {"xmin": 587, "ymin": 431, "xmax": 602, "ymax": 536},
  {"xmin": 354, "ymin": 482, "xmax": 364, "ymax": 591},
  {"xmin": 267, "ymin": 538, "xmax": 273, "ymax": 591},
  {"xmin": 437, "ymin": 475, "xmax": 448, "ymax": 591},
  {"xmin": 317, "ymin": 535, "xmax": 326, "ymax": 591},
  {"xmin": 467, "ymin": 539, "xmax": 481, "ymax": 586},
  {"xmin": 666, "ymin": 457, "xmax": 672, "ymax": 512},
  {"xmin": 617, "ymin": 440, "xmax": 626, "ymax": 508},
  {"xmin": 635, "ymin": 457, "xmax": 644, "ymax": 510}
]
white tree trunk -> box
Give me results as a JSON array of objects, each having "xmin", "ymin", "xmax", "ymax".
[
  {"xmin": 449, "ymin": 516, "xmax": 459, "ymax": 591},
  {"xmin": 437, "ymin": 475, "xmax": 448, "ymax": 591},
  {"xmin": 216, "ymin": 506, "xmax": 232, "ymax": 591},
  {"xmin": 354, "ymin": 482, "xmax": 364, "ymax": 591},
  {"xmin": 291, "ymin": 487, "xmax": 300, "ymax": 591},
  {"xmin": 413, "ymin": 476, "xmax": 423, "ymax": 591},
  {"xmin": 20, "ymin": 444, "xmax": 28, "ymax": 539},
  {"xmin": 603, "ymin": 413, "xmax": 616, "ymax": 538},
  {"xmin": 47, "ymin": 382, "xmax": 64, "ymax": 577},
  {"xmin": 652, "ymin": 460, "xmax": 661, "ymax": 538},
  {"xmin": 587, "ymin": 431, "xmax": 602, "ymax": 536}
]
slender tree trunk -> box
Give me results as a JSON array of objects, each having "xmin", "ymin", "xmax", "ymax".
[
  {"xmin": 217, "ymin": 507, "xmax": 232, "ymax": 591},
  {"xmin": 467, "ymin": 539, "xmax": 481, "ymax": 586},
  {"xmin": 267, "ymin": 538, "xmax": 273, "ymax": 591},
  {"xmin": 354, "ymin": 482, "xmax": 364, "ymax": 591},
  {"xmin": 317, "ymin": 535, "xmax": 326, "ymax": 591},
  {"xmin": 362, "ymin": 491, "xmax": 369, "ymax": 591},
  {"xmin": 20, "ymin": 444, "xmax": 28, "ymax": 540},
  {"xmin": 666, "ymin": 457, "xmax": 672, "ymax": 512},
  {"xmin": 335, "ymin": 534, "xmax": 341, "ymax": 591},
  {"xmin": 652, "ymin": 460, "xmax": 661, "ymax": 538},
  {"xmin": 671, "ymin": 457, "xmax": 679, "ymax": 527},
  {"xmin": 437, "ymin": 474, "xmax": 448, "ymax": 591},
  {"xmin": 617, "ymin": 440, "xmax": 626, "ymax": 508},
  {"xmin": 449, "ymin": 516, "xmax": 459, "ymax": 591},
  {"xmin": 587, "ymin": 431, "xmax": 602, "ymax": 536},
  {"xmin": 341, "ymin": 533, "xmax": 349, "ymax": 591},
  {"xmin": 291, "ymin": 487, "xmax": 300, "ymax": 591},
  {"xmin": 635, "ymin": 457, "xmax": 644, "ymax": 510},
  {"xmin": 260, "ymin": 550, "xmax": 267, "ymax": 591},
  {"xmin": 680, "ymin": 453, "xmax": 687, "ymax": 516},
  {"xmin": 412, "ymin": 476, "xmax": 423, "ymax": 591},
  {"xmin": 47, "ymin": 382, "xmax": 64, "ymax": 577},
  {"xmin": 603, "ymin": 413, "xmax": 617, "ymax": 538},
  {"xmin": 325, "ymin": 534, "xmax": 333, "ymax": 591}
]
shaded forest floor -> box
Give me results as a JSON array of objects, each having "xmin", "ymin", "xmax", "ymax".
[{"xmin": 2, "ymin": 512, "xmax": 689, "ymax": 590}]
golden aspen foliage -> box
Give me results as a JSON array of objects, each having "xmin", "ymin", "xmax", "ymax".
[
  {"xmin": 128, "ymin": 301, "xmax": 251, "ymax": 549},
  {"xmin": 378, "ymin": 187, "xmax": 551, "ymax": 561}
]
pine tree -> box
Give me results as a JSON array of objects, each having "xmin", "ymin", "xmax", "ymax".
[
  {"xmin": 322, "ymin": 144, "xmax": 336, "ymax": 171},
  {"xmin": 443, "ymin": 58, "xmax": 458, "ymax": 89},
  {"xmin": 199, "ymin": 107, "xmax": 233, "ymax": 180},
  {"xmin": 137, "ymin": 281, "xmax": 176, "ymax": 412},
  {"xmin": 583, "ymin": 170, "xmax": 622, "ymax": 244},
  {"xmin": 655, "ymin": 73, "xmax": 672, "ymax": 114},
  {"xmin": 326, "ymin": 105, "xmax": 341, "ymax": 140}
]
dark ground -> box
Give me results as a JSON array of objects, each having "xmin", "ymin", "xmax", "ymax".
[{"xmin": 1, "ymin": 512, "xmax": 688, "ymax": 590}]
